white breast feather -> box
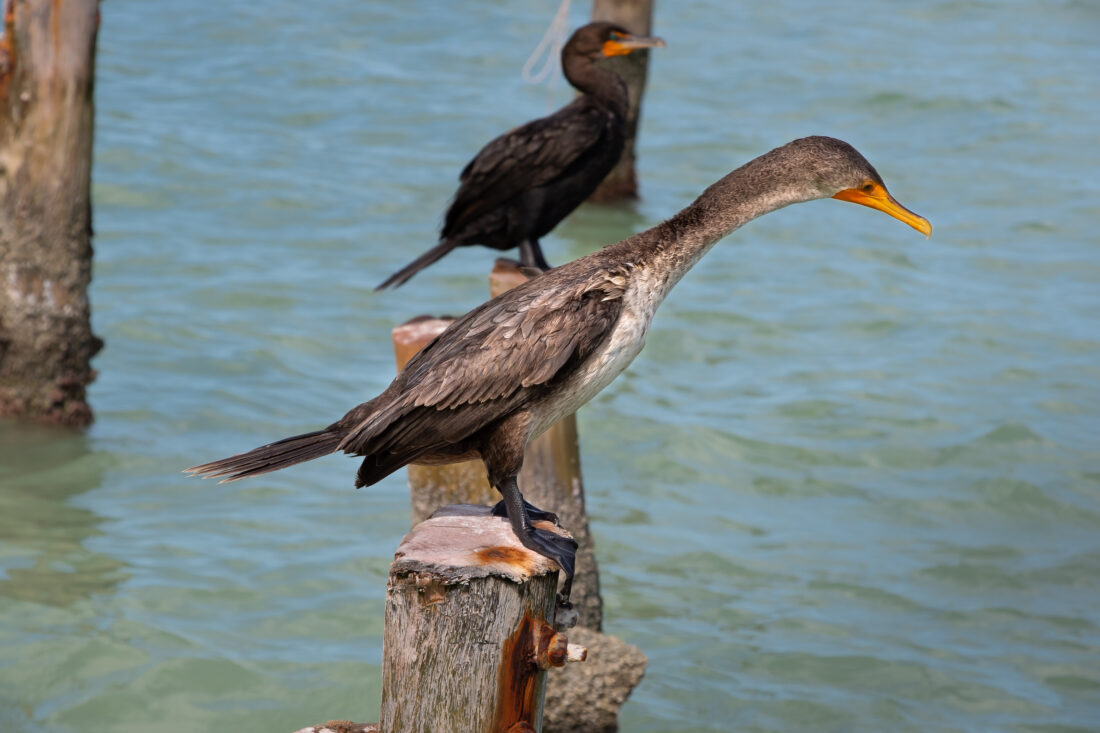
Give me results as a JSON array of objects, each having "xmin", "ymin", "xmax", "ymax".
[{"xmin": 529, "ymin": 270, "xmax": 664, "ymax": 437}]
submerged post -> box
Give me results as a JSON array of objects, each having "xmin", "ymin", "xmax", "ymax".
[{"xmin": 380, "ymin": 505, "xmax": 584, "ymax": 733}]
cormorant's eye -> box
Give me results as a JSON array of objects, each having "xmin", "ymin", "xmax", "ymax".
[
  {"xmin": 861, "ymin": 181, "xmax": 875, "ymax": 193},
  {"xmin": 608, "ymin": 31, "xmax": 621, "ymax": 40}
]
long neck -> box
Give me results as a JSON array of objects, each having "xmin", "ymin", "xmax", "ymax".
[
  {"xmin": 563, "ymin": 54, "xmax": 628, "ymax": 117},
  {"xmin": 607, "ymin": 147, "xmax": 823, "ymax": 305}
]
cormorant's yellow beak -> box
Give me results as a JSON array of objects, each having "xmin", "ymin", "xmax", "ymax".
[
  {"xmin": 833, "ymin": 181, "xmax": 932, "ymax": 237},
  {"xmin": 602, "ymin": 34, "xmax": 666, "ymax": 57}
]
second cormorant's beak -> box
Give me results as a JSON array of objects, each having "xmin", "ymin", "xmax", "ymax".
[
  {"xmin": 833, "ymin": 181, "xmax": 932, "ymax": 237},
  {"xmin": 602, "ymin": 33, "xmax": 666, "ymax": 57}
]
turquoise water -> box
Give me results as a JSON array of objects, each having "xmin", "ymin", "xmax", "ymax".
[{"xmin": 2, "ymin": 0, "xmax": 1099, "ymax": 730}]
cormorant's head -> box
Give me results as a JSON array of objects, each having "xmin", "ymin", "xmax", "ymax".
[
  {"xmin": 786, "ymin": 136, "xmax": 932, "ymax": 237},
  {"xmin": 564, "ymin": 21, "xmax": 665, "ymax": 61}
]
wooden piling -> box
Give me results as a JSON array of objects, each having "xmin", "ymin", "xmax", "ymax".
[
  {"xmin": 588, "ymin": 0, "xmax": 658, "ymax": 202},
  {"xmin": 379, "ymin": 505, "xmax": 584, "ymax": 733},
  {"xmin": 0, "ymin": 0, "xmax": 103, "ymax": 425}
]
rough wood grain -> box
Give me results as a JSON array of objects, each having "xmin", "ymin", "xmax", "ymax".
[
  {"xmin": 587, "ymin": 0, "xmax": 656, "ymax": 202},
  {"xmin": 0, "ymin": 0, "xmax": 103, "ymax": 425},
  {"xmin": 380, "ymin": 507, "xmax": 579, "ymax": 733}
]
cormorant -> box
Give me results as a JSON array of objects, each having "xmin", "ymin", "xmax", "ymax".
[
  {"xmin": 375, "ymin": 22, "xmax": 665, "ymax": 289},
  {"xmin": 189, "ymin": 137, "xmax": 931, "ymax": 605}
]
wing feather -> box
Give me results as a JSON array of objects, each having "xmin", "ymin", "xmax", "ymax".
[
  {"xmin": 445, "ymin": 101, "xmax": 610, "ymax": 236},
  {"xmin": 338, "ymin": 269, "xmax": 629, "ymax": 455}
]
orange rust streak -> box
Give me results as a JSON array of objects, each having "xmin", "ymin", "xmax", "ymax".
[
  {"xmin": 493, "ymin": 609, "xmax": 542, "ymax": 732},
  {"xmin": 0, "ymin": 1, "xmax": 17, "ymax": 102},
  {"xmin": 478, "ymin": 547, "xmax": 528, "ymax": 564}
]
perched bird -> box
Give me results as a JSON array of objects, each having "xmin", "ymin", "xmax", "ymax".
[
  {"xmin": 375, "ymin": 21, "xmax": 666, "ymax": 289},
  {"xmin": 189, "ymin": 136, "xmax": 931, "ymax": 605}
]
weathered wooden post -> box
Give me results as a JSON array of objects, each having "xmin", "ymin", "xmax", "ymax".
[
  {"xmin": 380, "ymin": 505, "xmax": 585, "ymax": 733},
  {"xmin": 487, "ymin": 261, "xmax": 602, "ymax": 630},
  {"xmin": 0, "ymin": 0, "xmax": 103, "ymax": 425},
  {"xmin": 588, "ymin": 0, "xmax": 657, "ymax": 202}
]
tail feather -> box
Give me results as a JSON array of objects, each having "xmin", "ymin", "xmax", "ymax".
[
  {"xmin": 185, "ymin": 428, "xmax": 343, "ymax": 483},
  {"xmin": 375, "ymin": 240, "xmax": 456, "ymax": 290}
]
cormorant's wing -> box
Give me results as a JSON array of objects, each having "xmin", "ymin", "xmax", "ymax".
[
  {"xmin": 444, "ymin": 100, "xmax": 610, "ymax": 235},
  {"xmin": 337, "ymin": 267, "xmax": 629, "ymax": 455}
]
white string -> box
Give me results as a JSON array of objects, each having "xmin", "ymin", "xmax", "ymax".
[{"xmin": 521, "ymin": 0, "xmax": 572, "ymax": 86}]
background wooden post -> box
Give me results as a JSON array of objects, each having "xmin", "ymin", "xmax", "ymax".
[
  {"xmin": 380, "ymin": 506, "xmax": 584, "ymax": 733},
  {"xmin": 588, "ymin": 0, "xmax": 657, "ymax": 202},
  {"xmin": 0, "ymin": 0, "xmax": 103, "ymax": 426}
]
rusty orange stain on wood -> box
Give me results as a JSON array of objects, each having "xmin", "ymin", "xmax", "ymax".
[
  {"xmin": 492, "ymin": 609, "xmax": 542, "ymax": 732},
  {"xmin": 0, "ymin": 1, "xmax": 17, "ymax": 102},
  {"xmin": 477, "ymin": 546, "xmax": 527, "ymax": 564},
  {"xmin": 475, "ymin": 545, "xmax": 543, "ymax": 577}
]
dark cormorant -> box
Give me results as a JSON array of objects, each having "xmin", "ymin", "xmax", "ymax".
[
  {"xmin": 375, "ymin": 22, "xmax": 665, "ymax": 289},
  {"xmin": 189, "ymin": 137, "xmax": 931, "ymax": 605}
]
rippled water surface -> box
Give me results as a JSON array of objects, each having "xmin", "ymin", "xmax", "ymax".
[{"xmin": 2, "ymin": 0, "xmax": 1099, "ymax": 731}]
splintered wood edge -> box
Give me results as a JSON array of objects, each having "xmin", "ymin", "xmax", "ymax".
[{"xmin": 390, "ymin": 513, "xmax": 572, "ymax": 585}]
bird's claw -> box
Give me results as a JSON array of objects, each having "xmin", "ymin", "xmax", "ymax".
[
  {"xmin": 521, "ymin": 525, "xmax": 577, "ymax": 578},
  {"xmin": 491, "ymin": 498, "xmax": 560, "ymax": 527}
]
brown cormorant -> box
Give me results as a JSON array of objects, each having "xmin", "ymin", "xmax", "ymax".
[
  {"xmin": 188, "ymin": 136, "xmax": 932, "ymax": 605},
  {"xmin": 375, "ymin": 22, "xmax": 665, "ymax": 289}
]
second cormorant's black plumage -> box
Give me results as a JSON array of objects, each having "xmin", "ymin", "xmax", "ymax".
[{"xmin": 376, "ymin": 22, "xmax": 665, "ymax": 289}]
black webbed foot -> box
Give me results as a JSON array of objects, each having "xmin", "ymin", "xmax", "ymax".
[
  {"xmin": 491, "ymin": 497, "xmax": 560, "ymax": 526},
  {"xmin": 494, "ymin": 474, "xmax": 576, "ymax": 607},
  {"xmin": 516, "ymin": 524, "xmax": 578, "ymax": 598}
]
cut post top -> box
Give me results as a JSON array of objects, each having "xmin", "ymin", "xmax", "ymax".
[{"xmin": 391, "ymin": 504, "xmax": 573, "ymax": 586}]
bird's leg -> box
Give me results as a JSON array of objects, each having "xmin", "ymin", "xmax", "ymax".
[
  {"xmin": 495, "ymin": 473, "xmax": 577, "ymax": 607},
  {"xmin": 519, "ymin": 239, "xmax": 552, "ymax": 271},
  {"xmin": 491, "ymin": 496, "xmax": 559, "ymax": 526}
]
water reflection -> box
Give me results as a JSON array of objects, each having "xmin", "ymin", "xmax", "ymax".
[{"xmin": 0, "ymin": 421, "xmax": 127, "ymax": 606}]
